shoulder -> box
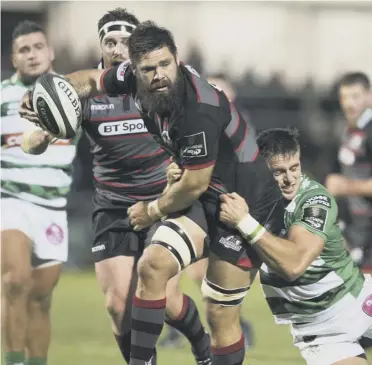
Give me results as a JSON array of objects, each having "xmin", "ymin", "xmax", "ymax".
[
  {"xmin": 1, "ymin": 79, "xmax": 12, "ymax": 89},
  {"xmin": 297, "ymin": 181, "xmax": 334, "ymax": 211}
]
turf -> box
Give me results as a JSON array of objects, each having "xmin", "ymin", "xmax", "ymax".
[{"xmin": 44, "ymin": 270, "xmax": 372, "ymax": 365}]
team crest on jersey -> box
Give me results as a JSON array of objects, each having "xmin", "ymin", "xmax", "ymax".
[
  {"xmin": 181, "ymin": 132, "xmax": 207, "ymax": 158},
  {"xmin": 300, "ymin": 206, "xmax": 327, "ymax": 232},
  {"xmin": 219, "ymin": 235, "xmax": 242, "ymax": 252},
  {"xmin": 45, "ymin": 223, "xmax": 64, "ymax": 245}
]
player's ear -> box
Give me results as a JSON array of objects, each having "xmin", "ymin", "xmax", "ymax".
[
  {"xmin": 49, "ymin": 45, "xmax": 55, "ymax": 63},
  {"xmin": 11, "ymin": 52, "xmax": 18, "ymax": 69},
  {"xmin": 176, "ymin": 55, "xmax": 180, "ymax": 66},
  {"xmin": 132, "ymin": 67, "xmax": 137, "ymax": 76}
]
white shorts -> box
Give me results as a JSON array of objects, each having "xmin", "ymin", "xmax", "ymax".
[
  {"xmin": 1, "ymin": 198, "xmax": 68, "ymax": 267},
  {"xmin": 292, "ymin": 274, "xmax": 372, "ymax": 365}
]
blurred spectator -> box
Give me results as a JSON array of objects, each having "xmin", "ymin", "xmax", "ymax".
[{"xmin": 325, "ymin": 72, "xmax": 372, "ymax": 268}]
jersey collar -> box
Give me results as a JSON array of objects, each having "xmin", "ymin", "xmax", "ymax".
[{"xmin": 356, "ymin": 108, "xmax": 372, "ymax": 130}]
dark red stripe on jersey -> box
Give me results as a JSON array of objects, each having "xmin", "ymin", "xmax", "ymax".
[
  {"xmin": 190, "ymin": 73, "xmax": 220, "ymax": 106},
  {"xmin": 183, "ymin": 160, "xmax": 215, "ymax": 170},
  {"xmin": 144, "ymin": 158, "xmax": 171, "ymax": 172},
  {"xmin": 94, "ymin": 176, "xmax": 167, "ymax": 188},
  {"xmin": 235, "ymin": 122, "xmax": 248, "ymax": 152},
  {"xmin": 130, "ymin": 148, "xmax": 165, "ymax": 160},
  {"xmin": 251, "ymin": 147, "xmax": 259, "ymax": 161},
  {"xmin": 225, "ymin": 103, "xmax": 241, "ymax": 138},
  {"xmin": 99, "ymin": 69, "xmax": 109, "ymax": 93},
  {"xmin": 90, "ymin": 114, "xmax": 142, "ymax": 122}
]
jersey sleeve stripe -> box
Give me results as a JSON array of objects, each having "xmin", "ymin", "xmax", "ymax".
[
  {"xmin": 190, "ymin": 73, "xmax": 220, "ymax": 106},
  {"xmin": 225, "ymin": 103, "xmax": 240, "ymax": 138}
]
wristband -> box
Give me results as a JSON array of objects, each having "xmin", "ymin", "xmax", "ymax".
[
  {"xmin": 147, "ymin": 200, "xmax": 165, "ymax": 220},
  {"xmin": 236, "ymin": 214, "xmax": 266, "ymax": 244}
]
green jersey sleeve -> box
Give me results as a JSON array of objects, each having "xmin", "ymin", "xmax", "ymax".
[{"xmin": 291, "ymin": 190, "xmax": 338, "ymax": 241}]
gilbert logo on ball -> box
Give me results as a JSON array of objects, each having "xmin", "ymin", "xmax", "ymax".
[{"xmin": 33, "ymin": 73, "xmax": 82, "ymax": 139}]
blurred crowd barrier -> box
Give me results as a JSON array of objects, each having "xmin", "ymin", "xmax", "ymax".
[{"xmin": 1, "ymin": 1, "xmax": 372, "ymax": 268}]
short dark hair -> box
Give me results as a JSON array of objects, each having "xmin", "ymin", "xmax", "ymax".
[
  {"xmin": 128, "ymin": 21, "xmax": 177, "ymax": 64},
  {"xmin": 339, "ymin": 72, "xmax": 370, "ymax": 90},
  {"xmin": 97, "ymin": 7, "xmax": 140, "ymax": 33},
  {"xmin": 257, "ymin": 127, "xmax": 300, "ymax": 160},
  {"xmin": 12, "ymin": 20, "xmax": 45, "ymax": 44}
]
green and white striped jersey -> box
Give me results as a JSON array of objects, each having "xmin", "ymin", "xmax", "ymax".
[
  {"xmin": 1, "ymin": 74, "xmax": 77, "ymax": 208},
  {"xmin": 260, "ymin": 175, "xmax": 365, "ymax": 324}
]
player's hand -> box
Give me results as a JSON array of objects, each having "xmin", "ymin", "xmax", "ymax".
[
  {"xmin": 166, "ymin": 162, "xmax": 183, "ymax": 184},
  {"xmin": 19, "ymin": 90, "xmax": 40, "ymax": 125},
  {"xmin": 219, "ymin": 192, "xmax": 249, "ymax": 228},
  {"xmin": 325, "ymin": 174, "xmax": 350, "ymax": 196},
  {"xmin": 128, "ymin": 201, "xmax": 154, "ymax": 231}
]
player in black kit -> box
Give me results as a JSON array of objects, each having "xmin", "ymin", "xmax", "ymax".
[
  {"xmin": 20, "ymin": 12, "xmax": 211, "ymax": 365},
  {"xmin": 20, "ymin": 22, "xmax": 284, "ymax": 365}
]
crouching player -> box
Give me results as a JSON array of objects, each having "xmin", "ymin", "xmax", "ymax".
[{"xmin": 218, "ymin": 127, "xmax": 372, "ymax": 365}]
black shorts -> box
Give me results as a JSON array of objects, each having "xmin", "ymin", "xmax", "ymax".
[
  {"xmin": 201, "ymin": 159, "xmax": 285, "ymax": 270},
  {"xmin": 91, "ymin": 192, "xmax": 159, "ymax": 263}
]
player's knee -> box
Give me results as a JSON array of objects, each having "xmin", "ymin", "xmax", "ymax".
[
  {"xmin": 29, "ymin": 293, "xmax": 53, "ymax": 314},
  {"xmin": 137, "ymin": 246, "xmax": 178, "ymax": 284},
  {"xmin": 105, "ymin": 288, "xmax": 127, "ymax": 322},
  {"xmin": 2, "ymin": 269, "xmax": 31, "ymax": 300}
]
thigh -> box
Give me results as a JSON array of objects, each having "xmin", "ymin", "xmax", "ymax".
[
  {"xmin": 149, "ymin": 200, "xmax": 209, "ymax": 271},
  {"xmin": 95, "ymin": 255, "xmax": 137, "ymax": 297},
  {"xmin": 203, "ymin": 192, "xmax": 284, "ymax": 271},
  {"xmin": 1, "ymin": 229, "xmax": 32, "ymax": 279},
  {"xmin": 30, "ymin": 263, "xmax": 63, "ymax": 298}
]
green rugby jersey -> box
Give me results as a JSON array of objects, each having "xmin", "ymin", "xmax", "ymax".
[
  {"xmin": 260, "ymin": 175, "xmax": 365, "ymax": 324},
  {"xmin": 1, "ymin": 74, "xmax": 78, "ymax": 208}
]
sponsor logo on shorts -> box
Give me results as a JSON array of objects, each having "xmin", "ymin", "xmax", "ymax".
[
  {"xmin": 92, "ymin": 244, "xmax": 106, "ymax": 252},
  {"xmin": 98, "ymin": 119, "xmax": 147, "ymax": 136},
  {"xmin": 91, "ymin": 104, "xmax": 114, "ymax": 111},
  {"xmin": 219, "ymin": 235, "xmax": 242, "ymax": 252},
  {"xmin": 46, "ymin": 223, "xmax": 64, "ymax": 245},
  {"xmin": 362, "ymin": 294, "xmax": 372, "ymax": 316}
]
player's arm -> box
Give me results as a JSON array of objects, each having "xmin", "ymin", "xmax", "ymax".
[
  {"xmin": 220, "ymin": 193, "xmax": 326, "ymax": 282},
  {"xmin": 148, "ymin": 110, "xmax": 221, "ymax": 219},
  {"xmin": 326, "ymin": 124, "xmax": 372, "ymax": 196},
  {"xmin": 21, "ymin": 124, "xmax": 54, "ymax": 154},
  {"xmin": 65, "ymin": 61, "xmax": 133, "ymax": 100}
]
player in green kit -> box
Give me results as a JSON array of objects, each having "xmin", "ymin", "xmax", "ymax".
[{"xmin": 217, "ymin": 128, "xmax": 372, "ymax": 365}]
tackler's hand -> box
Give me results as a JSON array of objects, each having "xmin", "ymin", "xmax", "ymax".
[{"xmin": 219, "ymin": 192, "xmax": 249, "ymax": 228}]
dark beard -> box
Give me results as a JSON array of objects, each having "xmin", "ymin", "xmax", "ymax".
[{"xmin": 137, "ymin": 69, "xmax": 182, "ymax": 115}]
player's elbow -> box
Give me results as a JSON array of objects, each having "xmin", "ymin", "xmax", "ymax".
[
  {"xmin": 188, "ymin": 179, "xmax": 210, "ymax": 198},
  {"xmin": 282, "ymin": 267, "xmax": 304, "ymax": 282}
]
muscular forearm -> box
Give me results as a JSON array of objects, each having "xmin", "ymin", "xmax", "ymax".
[
  {"xmin": 237, "ymin": 216, "xmax": 306, "ymax": 281},
  {"xmin": 252, "ymin": 233, "xmax": 305, "ymax": 281},
  {"xmin": 65, "ymin": 69, "xmax": 103, "ymax": 100},
  {"xmin": 158, "ymin": 180, "xmax": 204, "ymax": 214}
]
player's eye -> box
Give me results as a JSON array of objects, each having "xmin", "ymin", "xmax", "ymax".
[
  {"xmin": 273, "ymin": 171, "xmax": 282, "ymax": 177},
  {"xmin": 106, "ymin": 41, "xmax": 115, "ymax": 47},
  {"xmin": 34, "ymin": 43, "xmax": 45, "ymax": 50},
  {"xmin": 160, "ymin": 61, "xmax": 170, "ymax": 68}
]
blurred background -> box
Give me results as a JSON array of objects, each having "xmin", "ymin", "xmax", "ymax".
[{"xmin": 1, "ymin": 1, "xmax": 372, "ymax": 364}]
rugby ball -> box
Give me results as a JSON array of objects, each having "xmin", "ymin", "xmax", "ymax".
[{"xmin": 32, "ymin": 73, "xmax": 82, "ymax": 139}]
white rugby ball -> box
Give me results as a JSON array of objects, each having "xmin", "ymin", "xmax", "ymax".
[{"xmin": 32, "ymin": 73, "xmax": 82, "ymax": 139}]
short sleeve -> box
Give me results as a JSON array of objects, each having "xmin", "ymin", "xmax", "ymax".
[
  {"xmin": 179, "ymin": 106, "xmax": 223, "ymax": 170},
  {"xmin": 292, "ymin": 192, "xmax": 337, "ymax": 241},
  {"xmin": 101, "ymin": 61, "xmax": 134, "ymax": 96}
]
